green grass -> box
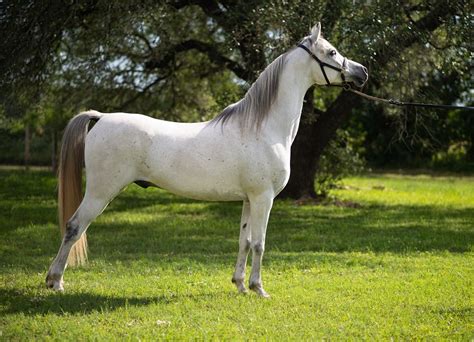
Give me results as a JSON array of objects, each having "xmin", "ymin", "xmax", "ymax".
[{"xmin": 0, "ymin": 169, "xmax": 473, "ymax": 340}]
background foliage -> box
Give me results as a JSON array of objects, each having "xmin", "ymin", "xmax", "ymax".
[{"xmin": 0, "ymin": 0, "xmax": 472, "ymax": 195}]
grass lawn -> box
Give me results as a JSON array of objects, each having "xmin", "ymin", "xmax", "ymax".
[{"xmin": 0, "ymin": 169, "xmax": 473, "ymax": 339}]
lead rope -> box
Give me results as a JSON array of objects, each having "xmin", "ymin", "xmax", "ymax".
[{"xmin": 342, "ymin": 85, "xmax": 474, "ymax": 111}]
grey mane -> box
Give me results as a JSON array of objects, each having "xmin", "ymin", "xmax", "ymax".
[{"xmin": 211, "ymin": 51, "xmax": 291, "ymax": 130}]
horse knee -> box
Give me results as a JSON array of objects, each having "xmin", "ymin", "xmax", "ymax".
[{"xmin": 252, "ymin": 241, "xmax": 264, "ymax": 254}]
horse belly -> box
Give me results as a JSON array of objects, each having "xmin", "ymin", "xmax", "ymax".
[
  {"xmin": 150, "ymin": 167, "xmax": 246, "ymax": 201},
  {"xmin": 144, "ymin": 144, "xmax": 247, "ymax": 201}
]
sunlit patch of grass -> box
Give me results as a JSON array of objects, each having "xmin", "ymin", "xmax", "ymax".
[
  {"xmin": 334, "ymin": 173, "xmax": 474, "ymax": 208},
  {"xmin": 0, "ymin": 170, "xmax": 473, "ymax": 339}
]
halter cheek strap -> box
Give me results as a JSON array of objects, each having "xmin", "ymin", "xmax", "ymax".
[{"xmin": 297, "ymin": 43, "xmax": 347, "ymax": 86}]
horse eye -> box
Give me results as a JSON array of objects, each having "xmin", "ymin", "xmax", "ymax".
[{"xmin": 329, "ymin": 50, "xmax": 337, "ymax": 56}]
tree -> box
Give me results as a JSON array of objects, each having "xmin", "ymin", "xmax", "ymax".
[{"xmin": 0, "ymin": 0, "xmax": 471, "ymax": 195}]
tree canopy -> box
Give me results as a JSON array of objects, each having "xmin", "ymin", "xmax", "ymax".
[{"xmin": 0, "ymin": 0, "xmax": 472, "ymax": 196}]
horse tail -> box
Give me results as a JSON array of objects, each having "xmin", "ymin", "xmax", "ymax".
[{"xmin": 58, "ymin": 110, "xmax": 103, "ymax": 266}]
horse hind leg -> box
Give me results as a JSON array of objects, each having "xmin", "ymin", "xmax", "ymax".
[{"xmin": 46, "ymin": 192, "xmax": 113, "ymax": 290}]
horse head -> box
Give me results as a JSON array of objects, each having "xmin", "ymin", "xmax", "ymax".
[{"xmin": 301, "ymin": 22, "xmax": 368, "ymax": 88}]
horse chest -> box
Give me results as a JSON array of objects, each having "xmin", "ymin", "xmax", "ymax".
[{"xmin": 242, "ymin": 143, "xmax": 291, "ymax": 194}]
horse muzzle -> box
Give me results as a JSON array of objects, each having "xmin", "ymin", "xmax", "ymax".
[{"xmin": 345, "ymin": 61, "xmax": 368, "ymax": 88}]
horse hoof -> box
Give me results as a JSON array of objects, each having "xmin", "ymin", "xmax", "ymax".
[
  {"xmin": 254, "ymin": 288, "xmax": 270, "ymax": 298},
  {"xmin": 249, "ymin": 283, "xmax": 270, "ymax": 298},
  {"xmin": 236, "ymin": 286, "xmax": 248, "ymax": 294},
  {"xmin": 232, "ymin": 278, "xmax": 248, "ymax": 294}
]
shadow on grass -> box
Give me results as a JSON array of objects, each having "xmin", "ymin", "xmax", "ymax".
[
  {"xmin": 1, "ymin": 169, "xmax": 473, "ymax": 271},
  {"xmin": 2, "ymin": 201, "xmax": 474, "ymax": 268},
  {"xmin": 1, "ymin": 170, "xmax": 473, "ymax": 317},
  {"xmin": 267, "ymin": 203, "xmax": 474, "ymax": 254},
  {"xmin": 93, "ymin": 196, "xmax": 474, "ymax": 255},
  {"xmin": 0, "ymin": 288, "xmax": 172, "ymax": 316}
]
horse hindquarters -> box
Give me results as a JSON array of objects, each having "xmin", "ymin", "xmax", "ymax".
[{"xmin": 47, "ymin": 112, "xmax": 136, "ymax": 290}]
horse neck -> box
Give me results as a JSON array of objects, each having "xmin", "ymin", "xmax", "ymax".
[{"xmin": 265, "ymin": 50, "xmax": 314, "ymax": 145}]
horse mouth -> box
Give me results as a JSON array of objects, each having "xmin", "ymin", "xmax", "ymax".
[
  {"xmin": 346, "ymin": 65, "xmax": 369, "ymax": 88},
  {"xmin": 347, "ymin": 75, "xmax": 368, "ymax": 89}
]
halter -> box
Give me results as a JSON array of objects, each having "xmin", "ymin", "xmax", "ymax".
[
  {"xmin": 297, "ymin": 39, "xmax": 347, "ymax": 86},
  {"xmin": 298, "ymin": 41, "xmax": 474, "ymax": 112}
]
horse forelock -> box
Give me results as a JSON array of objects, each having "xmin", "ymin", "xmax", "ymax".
[{"xmin": 211, "ymin": 51, "xmax": 290, "ymax": 131}]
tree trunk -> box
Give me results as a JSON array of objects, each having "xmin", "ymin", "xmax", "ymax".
[
  {"xmin": 280, "ymin": 90, "xmax": 360, "ymax": 199},
  {"xmin": 279, "ymin": 88, "xmax": 318, "ymax": 198},
  {"xmin": 24, "ymin": 124, "xmax": 31, "ymax": 170}
]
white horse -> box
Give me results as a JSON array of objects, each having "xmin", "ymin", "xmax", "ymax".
[{"xmin": 46, "ymin": 23, "xmax": 368, "ymax": 297}]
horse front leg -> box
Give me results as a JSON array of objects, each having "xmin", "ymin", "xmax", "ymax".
[
  {"xmin": 232, "ymin": 200, "xmax": 251, "ymax": 293},
  {"xmin": 248, "ymin": 192, "xmax": 274, "ymax": 298}
]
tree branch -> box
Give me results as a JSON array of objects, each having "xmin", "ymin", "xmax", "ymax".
[
  {"xmin": 166, "ymin": 0, "xmax": 265, "ymax": 81},
  {"xmin": 145, "ymin": 39, "xmax": 248, "ymax": 80},
  {"xmin": 113, "ymin": 73, "xmax": 171, "ymax": 111},
  {"xmin": 133, "ymin": 32, "xmax": 154, "ymax": 53}
]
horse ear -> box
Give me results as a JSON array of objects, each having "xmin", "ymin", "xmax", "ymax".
[{"xmin": 310, "ymin": 22, "xmax": 321, "ymax": 43}]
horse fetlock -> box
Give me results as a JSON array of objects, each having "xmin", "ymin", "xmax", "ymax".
[
  {"xmin": 46, "ymin": 272, "xmax": 64, "ymax": 291},
  {"xmin": 248, "ymin": 280, "xmax": 260, "ymax": 290},
  {"xmin": 232, "ymin": 277, "xmax": 248, "ymax": 293},
  {"xmin": 249, "ymin": 281, "xmax": 270, "ymax": 298}
]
